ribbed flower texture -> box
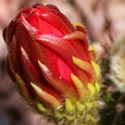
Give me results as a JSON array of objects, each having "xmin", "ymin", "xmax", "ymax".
[{"xmin": 3, "ymin": 4, "xmax": 101, "ymax": 125}]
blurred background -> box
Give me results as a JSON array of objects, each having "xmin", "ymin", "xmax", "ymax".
[{"xmin": 0, "ymin": 0, "xmax": 125, "ymax": 125}]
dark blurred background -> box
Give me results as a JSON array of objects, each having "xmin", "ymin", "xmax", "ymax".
[{"xmin": 0, "ymin": 0, "xmax": 125, "ymax": 125}]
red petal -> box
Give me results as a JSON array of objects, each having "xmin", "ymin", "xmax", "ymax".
[
  {"xmin": 38, "ymin": 60, "xmax": 77, "ymax": 99},
  {"xmin": 20, "ymin": 46, "xmax": 61, "ymax": 99},
  {"xmin": 33, "ymin": 42, "xmax": 76, "ymax": 90},
  {"xmin": 25, "ymin": 5, "xmax": 74, "ymax": 35},
  {"xmin": 35, "ymin": 35, "xmax": 92, "ymax": 83}
]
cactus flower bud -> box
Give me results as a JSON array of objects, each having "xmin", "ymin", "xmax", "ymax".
[{"xmin": 3, "ymin": 3, "xmax": 101, "ymax": 125}]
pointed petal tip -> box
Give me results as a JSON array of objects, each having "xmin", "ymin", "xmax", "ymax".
[
  {"xmin": 63, "ymin": 31, "xmax": 87, "ymax": 42},
  {"xmin": 38, "ymin": 60, "xmax": 49, "ymax": 73},
  {"xmin": 72, "ymin": 56, "xmax": 92, "ymax": 73},
  {"xmin": 30, "ymin": 82, "xmax": 61, "ymax": 108},
  {"xmin": 65, "ymin": 98, "xmax": 75, "ymax": 113},
  {"xmin": 20, "ymin": 46, "xmax": 29, "ymax": 60},
  {"xmin": 71, "ymin": 73, "xmax": 88, "ymax": 101}
]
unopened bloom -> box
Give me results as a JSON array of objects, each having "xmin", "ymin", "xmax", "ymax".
[{"xmin": 3, "ymin": 3, "xmax": 101, "ymax": 125}]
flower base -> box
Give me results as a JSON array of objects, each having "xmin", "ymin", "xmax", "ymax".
[{"xmin": 36, "ymin": 82, "xmax": 100, "ymax": 125}]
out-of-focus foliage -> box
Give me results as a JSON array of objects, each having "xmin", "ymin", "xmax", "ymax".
[{"xmin": 109, "ymin": 35, "xmax": 125, "ymax": 92}]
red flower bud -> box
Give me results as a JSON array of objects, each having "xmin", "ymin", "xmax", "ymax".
[{"xmin": 4, "ymin": 4, "xmax": 100, "ymax": 110}]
